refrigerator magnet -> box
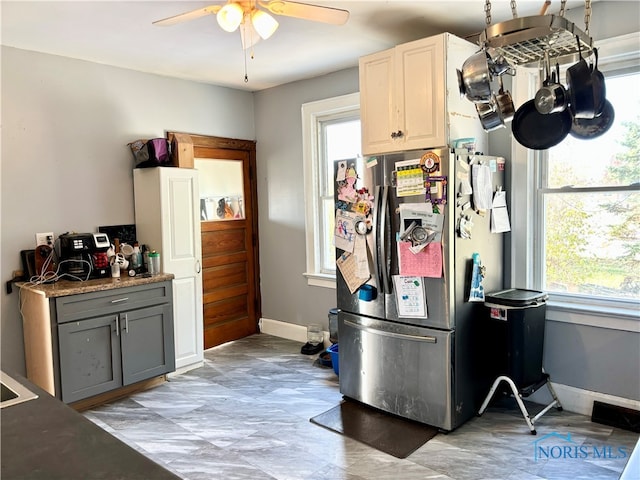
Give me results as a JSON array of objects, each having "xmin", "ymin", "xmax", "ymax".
[
  {"xmin": 425, "ymin": 176, "xmax": 447, "ymax": 205},
  {"xmin": 420, "ymin": 151, "xmax": 440, "ymax": 174}
]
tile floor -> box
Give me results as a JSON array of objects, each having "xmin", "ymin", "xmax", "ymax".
[{"xmin": 84, "ymin": 334, "xmax": 639, "ymax": 480}]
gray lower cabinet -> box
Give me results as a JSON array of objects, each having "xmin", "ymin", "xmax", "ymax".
[{"xmin": 55, "ymin": 281, "xmax": 175, "ymax": 403}]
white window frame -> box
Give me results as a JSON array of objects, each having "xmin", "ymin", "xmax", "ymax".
[
  {"xmin": 510, "ymin": 33, "xmax": 640, "ymax": 331},
  {"xmin": 301, "ymin": 92, "xmax": 360, "ymax": 288}
]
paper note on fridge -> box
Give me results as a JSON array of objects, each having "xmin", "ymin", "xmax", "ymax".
[
  {"xmin": 395, "ymin": 158, "xmax": 426, "ymax": 197},
  {"xmin": 399, "ymin": 203, "xmax": 445, "ymax": 241},
  {"xmin": 353, "ymin": 233, "xmax": 370, "ymax": 278},
  {"xmin": 336, "ymin": 252, "xmax": 369, "ymax": 294},
  {"xmin": 398, "ymin": 241, "xmax": 442, "ymax": 278},
  {"xmin": 472, "ymin": 164, "xmax": 493, "ymax": 211},
  {"xmin": 491, "ymin": 190, "xmax": 511, "ymax": 233},
  {"xmin": 393, "ymin": 276, "xmax": 427, "ymax": 318},
  {"xmin": 334, "ymin": 209, "xmax": 358, "ymax": 252}
]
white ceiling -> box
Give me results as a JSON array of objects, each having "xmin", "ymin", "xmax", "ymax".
[{"xmin": 1, "ymin": 0, "xmax": 591, "ymax": 91}]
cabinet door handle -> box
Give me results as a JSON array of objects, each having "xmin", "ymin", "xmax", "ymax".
[
  {"xmin": 111, "ymin": 297, "xmax": 129, "ymax": 304},
  {"xmin": 396, "ymin": 130, "xmax": 404, "ymax": 138},
  {"xmin": 196, "ymin": 260, "xmax": 201, "ymax": 274},
  {"xmin": 122, "ymin": 313, "xmax": 129, "ymax": 333},
  {"xmin": 115, "ymin": 315, "xmax": 120, "ymax": 336}
]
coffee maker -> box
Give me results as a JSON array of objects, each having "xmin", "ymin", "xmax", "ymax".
[{"xmin": 57, "ymin": 233, "xmax": 111, "ymax": 279}]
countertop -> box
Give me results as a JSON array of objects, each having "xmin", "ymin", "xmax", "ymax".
[
  {"xmin": 0, "ymin": 372, "xmax": 180, "ymax": 480},
  {"xmin": 17, "ymin": 273, "xmax": 174, "ymax": 298}
]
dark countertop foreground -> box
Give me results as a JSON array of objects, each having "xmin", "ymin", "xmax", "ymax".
[
  {"xmin": 17, "ymin": 273, "xmax": 174, "ymax": 298},
  {"xmin": 1, "ymin": 372, "xmax": 180, "ymax": 480}
]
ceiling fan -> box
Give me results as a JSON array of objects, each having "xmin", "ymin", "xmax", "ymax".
[{"xmin": 153, "ymin": 1, "xmax": 350, "ymax": 50}]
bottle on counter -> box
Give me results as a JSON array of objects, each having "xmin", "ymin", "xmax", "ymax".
[
  {"xmin": 148, "ymin": 251, "xmax": 161, "ymax": 275},
  {"xmin": 142, "ymin": 245, "xmax": 150, "ymax": 273},
  {"xmin": 131, "ymin": 242, "xmax": 142, "ymax": 272}
]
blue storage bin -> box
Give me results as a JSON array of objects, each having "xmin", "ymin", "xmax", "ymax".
[{"xmin": 327, "ymin": 343, "xmax": 339, "ymax": 376}]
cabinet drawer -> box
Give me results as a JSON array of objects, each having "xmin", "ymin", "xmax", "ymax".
[{"xmin": 55, "ymin": 281, "xmax": 172, "ymax": 324}]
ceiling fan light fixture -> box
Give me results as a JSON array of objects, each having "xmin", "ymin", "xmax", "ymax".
[
  {"xmin": 217, "ymin": 3, "xmax": 243, "ymax": 32},
  {"xmin": 251, "ymin": 9, "xmax": 279, "ymax": 40}
]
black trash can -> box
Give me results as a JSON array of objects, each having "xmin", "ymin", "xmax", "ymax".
[{"xmin": 484, "ymin": 289, "xmax": 548, "ymax": 389}]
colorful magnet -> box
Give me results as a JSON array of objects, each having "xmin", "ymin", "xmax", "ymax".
[
  {"xmin": 420, "ymin": 151, "xmax": 441, "ymax": 174},
  {"xmin": 425, "ymin": 176, "xmax": 448, "ymax": 205}
]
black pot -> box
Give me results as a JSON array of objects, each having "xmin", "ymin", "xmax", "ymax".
[
  {"xmin": 535, "ymin": 63, "xmax": 568, "ymax": 115},
  {"xmin": 512, "ymin": 99, "xmax": 573, "ymax": 150},
  {"xmin": 566, "ymin": 38, "xmax": 599, "ymax": 119}
]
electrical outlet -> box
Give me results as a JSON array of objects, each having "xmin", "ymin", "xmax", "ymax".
[{"xmin": 36, "ymin": 232, "xmax": 54, "ymax": 247}]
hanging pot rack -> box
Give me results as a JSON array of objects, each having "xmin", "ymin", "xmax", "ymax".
[{"xmin": 478, "ymin": 0, "xmax": 594, "ymax": 67}]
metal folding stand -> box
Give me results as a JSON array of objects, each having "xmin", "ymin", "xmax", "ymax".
[{"xmin": 478, "ymin": 372, "xmax": 563, "ymax": 435}]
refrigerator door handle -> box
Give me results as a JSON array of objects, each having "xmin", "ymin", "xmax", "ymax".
[
  {"xmin": 379, "ymin": 185, "xmax": 392, "ymax": 294},
  {"xmin": 344, "ymin": 319, "xmax": 437, "ymax": 343},
  {"xmin": 372, "ymin": 185, "xmax": 384, "ymax": 291}
]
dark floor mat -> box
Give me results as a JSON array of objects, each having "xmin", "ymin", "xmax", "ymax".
[{"xmin": 310, "ymin": 399, "xmax": 439, "ymax": 458}]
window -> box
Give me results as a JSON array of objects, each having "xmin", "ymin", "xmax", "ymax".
[
  {"xmin": 512, "ymin": 33, "xmax": 640, "ymax": 319},
  {"xmin": 539, "ymin": 72, "xmax": 639, "ymax": 305},
  {"xmin": 302, "ymin": 93, "xmax": 361, "ymax": 287}
]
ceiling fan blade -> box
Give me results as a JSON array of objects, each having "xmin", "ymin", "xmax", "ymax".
[
  {"xmin": 152, "ymin": 5, "xmax": 223, "ymax": 26},
  {"xmin": 261, "ymin": 1, "xmax": 349, "ymax": 25}
]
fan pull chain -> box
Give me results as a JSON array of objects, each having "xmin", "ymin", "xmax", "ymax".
[{"xmin": 244, "ymin": 48, "xmax": 249, "ymax": 83}]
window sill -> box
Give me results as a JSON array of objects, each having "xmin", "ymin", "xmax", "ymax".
[
  {"xmin": 546, "ymin": 300, "xmax": 640, "ymax": 333},
  {"xmin": 303, "ymin": 272, "xmax": 336, "ymax": 289}
]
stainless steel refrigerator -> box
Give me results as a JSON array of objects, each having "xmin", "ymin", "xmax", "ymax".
[{"xmin": 335, "ymin": 147, "xmax": 506, "ymax": 431}]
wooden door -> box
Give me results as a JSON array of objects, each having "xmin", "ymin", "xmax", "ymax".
[{"xmin": 167, "ymin": 133, "xmax": 261, "ymax": 350}]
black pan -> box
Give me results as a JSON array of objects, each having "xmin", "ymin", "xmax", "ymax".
[
  {"xmin": 511, "ymin": 100, "xmax": 573, "ymax": 150},
  {"xmin": 570, "ymin": 99, "xmax": 615, "ymax": 139},
  {"xmin": 512, "ymin": 99, "xmax": 573, "ymax": 150}
]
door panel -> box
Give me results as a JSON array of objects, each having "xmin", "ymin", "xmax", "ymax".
[
  {"xmin": 58, "ymin": 315, "xmax": 121, "ymax": 403},
  {"xmin": 382, "ymin": 151, "xmax": 451, "ymax": 330},
  {"xmin": 121, "ymin": 304, "xmax": 175, "ymax": 385},
  {"xmin": 338, "ymin": 311, "xmax": 452, "ymax": 430},
  {"xmin": 170, "ymin": 133, "xmax": 260, "ymax": 350},
  {"xmin": 162, "ymin": 170, "xmax": 202, "ymax": 279},
  {"xmin": 172, "ymin": 276, "xmax": 202, "ymax": 367}
]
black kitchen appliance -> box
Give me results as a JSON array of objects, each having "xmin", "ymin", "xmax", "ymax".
[{"xmin": 57, "ymin": 233, "xmax": 111, "ymax": 280}]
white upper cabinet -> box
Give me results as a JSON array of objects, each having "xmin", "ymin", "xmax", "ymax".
[{"xmin": 360, "ymin": 33, "xmax": 483, "ymax": 156}]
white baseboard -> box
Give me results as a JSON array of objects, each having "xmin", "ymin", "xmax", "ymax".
[
  {"xmin": 527, "ymin": 381, "xmax": 640, "ymax": 416},
  {"xmin": 259, "ymin": 318, "xmax": 330, "ymax": 347},
  {"xmin": 168, "ymin": 361, "xmax": 204, "ymax": 378}
]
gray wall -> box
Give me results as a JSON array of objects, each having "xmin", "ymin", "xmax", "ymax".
[
  {"xmin": 253, "ymin": 68, "xmax": 360, "ymax": 331},
  {"xmin": 544, "ymin": 321, "xmax": 639, "ymax": 401},
  {"xmin": 1, "ymin": 46, "xmax": 255, "ymax": 375}
]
